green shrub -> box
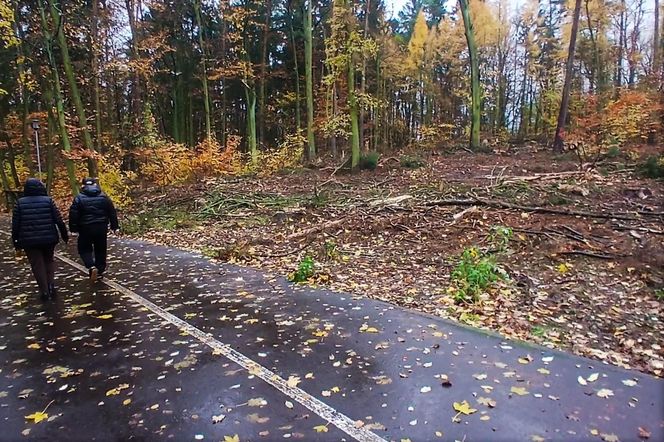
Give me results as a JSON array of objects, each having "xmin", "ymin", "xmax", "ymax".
[
  {"xmin": 400, "ymin": 155, "xmax": 425, "ymax": 169},
  {"xmin": 639, "ymin": 155, "xmax": 664, "ymax": 179},
  {"xmin": 450, "ymin": 247, "xmax": 503, "ymax": 303},
  {"xmin": 360, "ymin": 151, "xmax": 380, "ymax": 170},
  {"xmin": 289, "ymin": 256, "xmax": 315, "ymax": 283},
  {"xmin": 489, "ymin": 226, "xmax": 513, "ymax": 251},
  {"xmin": 606, "ymin": 145, "xmax": 621, "ymax": 158}
]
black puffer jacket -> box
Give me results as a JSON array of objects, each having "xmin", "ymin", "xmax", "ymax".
[
  {"xmin": 68, "ymin": 183, "xmax": 119, "ymax": 233},
  {"xmin": 12, "ymin": 179, "xmax": 68, "ymax": 249}
]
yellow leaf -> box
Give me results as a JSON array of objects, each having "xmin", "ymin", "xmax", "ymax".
[
  {"xmin": 557, "ymin": 263, "xmax": 570, "ymax": 274},
  {"xmin": 305, "ymin": 373, "xmax": 314, "ymax": 379},
  {"xmin": 96, "ymin": 314, "xmax": 113, "ymax": 320},
  {"xmin": 122, "ymin": 399, "xmax": 131, "ymax": 406},
  {"xmin": 537, "ymin": 368, "xmax": 550, "ymax": 375},
  {"xmin": 453, "ymin": 400, "xmax": 477, "ymax": 415},
  {"xmin": 510, "ymin": 386, "xmax": 529, "ymax": 396},
  {"xmin": 330, "ymin": 386, "xmax": 340, "ymax": 393},
  {"xmin": 480, "ymin": 415, "xmax": 490, "ymax": 421},
  {"xmin": 247, "ymin": 397, "xmax": 267, "ymax": 407},
  {"xmin": 27, "ymin": 343, "xmax": 41, "ymax": 350},
  {"xmin": 587, "ymin": 373, "xmax": 599, "ymax": 383},
  {"xmin": 597, "ymin": 388, "xmax": 614, "ymax": 398},
  {"xmin": 313, "ymin": 425, "xmax": 329, "ymax": 433},
  {"xmin": 401, "ymin": 439, "xmax": 412, "ymax": 442},
  {"xmin": 224, "ymin": 435, "xmax": 240, "ymax": 442},
  {"xmin": 286, "ymin": 376, "xmax": 301, "ymax": 388},
  {"xmin": 24, "ymin": 411, "xmax": 48, "ymax": 423},
  {"xmin": 313, "ymin": 330, "xmax": 328, "ymax": 337},
  {"xmin": 359, "ymin": 323, "xmax": 380, "ymax": 333}
]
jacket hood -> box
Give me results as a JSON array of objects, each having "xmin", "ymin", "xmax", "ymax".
[
  {"xmin": 82, "ymin": 183, "xmax": 102, "ymax": 197},
  {"xmin": 24, "ymin": 178, "xmax": 47, "ymax": 197}
]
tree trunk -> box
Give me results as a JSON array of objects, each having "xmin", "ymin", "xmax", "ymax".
[
  {"xmin": 349, "ymin": 62, "xmax": 360, "ymax": 170},
  {"xmin": 194, "ymin": 0, "xmax": 212, "ymax": 140},
  {"xmin": 654, "ymin": 0, "xmax": 661, "ymax": 77},
  {"xmin": 91, "ymin": 0, "xmax": 103, "ymax": 150},
  {"xmin": 244, "ymin": 83, "xmax": 258, "ymax": 165},
  {"xmin": 258, "ymin": 0, "xmax": 271, "ymax": 146},
  {"xmin": 50, "ymin": 0, "xmax": 97, "ymax": 177},
  {"xmin": 304, "ymin": 0, "xmax": 316, "ymax": 160},
  {"xmin": 13, "ymin": 3, "xmax": 34, "ymax": 173},
  {"xmin": 38, "ymin": 0, "xmax": 79, "ymax": 196},
  {"xmin": 459, "ymin": 0, "xmax": 480, "ymax": 149},
  {"xmin": 553, "ymin": 0, "xmax": 582, "ymax": 153},
  {"xmin": 287, "ymin": 1, "xmax": 301, "ymax": 132}
]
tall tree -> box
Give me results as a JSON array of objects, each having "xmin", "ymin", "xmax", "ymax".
[
  {"xmin": 553, "ymin": 0, "xmax": 583, "ymax": 152},
  {"xmin": 304, "ymin": 0, "xmax": 316, "ymax": 160},
  {"xmin": 193, "ymin": 0, "xmax": 212, "ymax": 140},
  {"xmin": 458, "ymin": 0, "xmax": 480, "ymax": 149}
]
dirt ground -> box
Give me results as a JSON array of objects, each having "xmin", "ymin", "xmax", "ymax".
[{"xmin": 125, "ymin": 144, "xmax": 664, "ymax": 377}]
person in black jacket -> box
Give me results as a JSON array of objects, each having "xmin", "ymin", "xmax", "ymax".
[
  {"xmin": 12, "ymin": 178, "xmax": 69, "ymax": 301},
  {"xmin": 69, "ymin": 178, "xmax": 119, "ymax": 282}
]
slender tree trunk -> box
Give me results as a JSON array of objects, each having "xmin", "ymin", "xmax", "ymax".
[
  {"xmin": 287, "ymin": 1, "xmax": 302, "ymax": 132},
  {"xmin": 91, "ymin": 0, "xmax": 103, "ymax": 150},
  {"xmin": 244, "ymin": 83, "xmax": 258, "ymax": 165},
  {"xmin": 0, "ymin": 128, "xmax": 21, "ymax": 188},
  {"xmin": 38, "ymin": 0, "xmax": 78, "ymax": 195},
  {"xmin": 258, "ymin": 0, "xmax": 271, "ymax": 146},
  {"xmin": 615, "ymin": 0, "xmax": 625, "ymax": 97},
  {"xmin": 553, "ymin": 0, "xmax": 582, "ymax": 152},
  {"xmin": 359, "ymin": 0, "xmax": 370, "ymax": 152},
  {"xmin": 194, "ymin": 0, "xmax": 212, "ymax": 140},
  {"xmin": 349, "ymin": 62, "xmax": 360, "ymax": 170},
  {"xmin": 44, "ymin": 81, "xmax": 56, "ymax": 194},
  {"xmin": 654, "ymin": 0, "xmax": 660, "ymax": 77},
  {"xmin": 304, "ymin": 0, "xmax": 316, "ymax": 160},
  {"xmin": 459, "ymin": 0, "xmax": 481, "ymax": 149},
  {"xmin": 12, "ymin": 3, "xmax": 34, "ymax": 174},
  {"xmin": 50, "ymin": 0, "xmax": 97, "ymax": 177},
  {"xmin": 220, "ymin": 5, "xmax": 227, "ymax": 147}
]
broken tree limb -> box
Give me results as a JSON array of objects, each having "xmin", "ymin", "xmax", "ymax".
[
  {"xmin": 560, "ymin": 250, "xmax": 628, "ymax": 260},
  {"xmin": 284, "ymin": 217, "xmax": 347, "ymax": 241},
  {"xmin": 424, "ymin": 198, "xmax": 661, "ymax": 221}
]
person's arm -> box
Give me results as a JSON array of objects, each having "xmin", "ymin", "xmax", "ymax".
[
  {"xmin": 52, "ymin": 200, "xmax": 69, "ymax": 243},
  {"xmin": 69, "ymin": 197, "xmax": 80, "ymax": 233},
  {"xmin": 11, "ymin": 202, "xmax": 20, "ymax": 249},
  {"xmin": 107, "ymin": 197, "xmax": 119, "ymax": 231}
]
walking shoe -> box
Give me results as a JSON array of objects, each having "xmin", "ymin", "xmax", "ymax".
[
  {"xmin": 89, "ymin": 267, "xmax": 98, "ymax": 283},
  {"xmin": 48, "ymin": 284, "xmax": 58, "ymax": 299}
]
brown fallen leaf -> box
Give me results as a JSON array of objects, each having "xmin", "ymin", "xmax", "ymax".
[
  {"xmin": 637, "ymin": 427, "xmax": 650, "ymax": 439},
  {"xmin": 477, "ymin": 397, "xmax": 496, "ymax": 408},
  {"xmin": 247, "ymin": 413, "xmax": 270, "ymax": 424}
]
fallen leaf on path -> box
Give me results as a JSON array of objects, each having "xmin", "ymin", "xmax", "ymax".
[
  {"xmin": 122, "ymin": 399, "xmax": 131, "ymax": 406},
  {"xmin": 247, "ymin": 413, "xmax": 269, "ymax": 424},
  {"xmin": 637, "ymin": 427, "xmax": 650, "ymax": 439},
  {"xmin": 587, "ymin": 373, "xmax": 599, "ymax": 383},
  {"xmin": 600, "ymin": 433, "xmax": 620, "ymax": 442},
  {"xmin": 359, "ymin": 324, "xmax": 379, "ymax": 333},
  {"xmin": 420, "ymin": 386, "xmax": 432, "ymax": 393},
  {"xmin": 477, "ymin": 397, "xmax": 496, "ymax": 408},
  {"xmin": 247, "ymin": 397, "xmax": 267, "ymax": 407},
  {"xmin": 622, "ymin": 379, "xmax": 637, "ymax": 387},
  {"xmin": 510, "ymin": 386, "xmax": 529, "ymax": 396},
  {"xmin": 286, "ymin": 376, "xmax": 301, "ymax": 388},
  {"xmin": 223, "ymin": 435, "xmax": 240, "ymax": 442},
  {"xmin": 313, "ymin": 425, "xmax": 329, "ymax": 433},
  {"xmin": 27, "ymin": 343, "xmax": 40, "ymax": 350},
  {"xmin": 597, "ymin": 388, "xmax": 614, "ymax": 398},
  {"xmin": 96, "ymin": 314, "xmax": 113, "ymax": 320},
  {"xmin": 577, "ymin": 376, "xmax": 587, "ymax": 386},
  {"xmin": 285, "ymin": 401, "xmax": 294, "ymax": 409},
  {"xmin": 24, "ymin": 412, "xmax": 48, "ymax": 424},
  {"xmin": 453, "ymin": 401, "xmax": 477, "ymax": 415}
]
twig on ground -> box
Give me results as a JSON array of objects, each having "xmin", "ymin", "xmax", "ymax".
[{"xmin": 560, "ymin": 250, "xmax": 628, "ymax": 260}]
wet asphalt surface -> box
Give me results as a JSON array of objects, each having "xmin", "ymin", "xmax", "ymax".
[{"xmin": 1, "ymin": 229, "xmax": 662, "ymax": 441}]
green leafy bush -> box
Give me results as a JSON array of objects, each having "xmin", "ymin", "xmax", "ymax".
[
  {"xmin": 289, "ymin": 256, "xmax": 315, "ymax": 283},
  {"xmin": 450, "ymin": 247, "xmax": 504, "ymax": 303},
  {"xmin": 360, "ymin": 152, "xmax": 380, "ymax": 170},
  {"xmin": 639, "ymin": 155, "xmax": 664, "ymax": 179}
]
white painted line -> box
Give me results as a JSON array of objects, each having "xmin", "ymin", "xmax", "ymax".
[{"xmin": 0, "ymin": 230, "xmax": 386, "ymax": 442}]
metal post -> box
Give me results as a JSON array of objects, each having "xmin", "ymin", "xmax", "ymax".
[
  {"xmin": 31, "ymin": 119, "xmax": 42, "ymax": 181},
  {"xmin": 35, "ymin": 129, "xmax": 42, "ymax": 179}
]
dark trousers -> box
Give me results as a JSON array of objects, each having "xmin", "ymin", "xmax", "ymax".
[
  {"xmin": 25, "ymin": 246, "xmax": 56, "ymax": 295},
  {"xmin": 78, "ymin": 225, "xmax": 108, "ymax": 274}
]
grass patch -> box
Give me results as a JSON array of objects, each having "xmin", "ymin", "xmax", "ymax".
[
  {"xmin": 123, "ymin": 207, "xmax": 199, "ymax": 235},
  {"xmin": 655, "ymin": 289, "xmax": 664, "ymax": 301},
  {"xmin": 450, "ymin": 247, "xmax": 505, "ymax": 303}
]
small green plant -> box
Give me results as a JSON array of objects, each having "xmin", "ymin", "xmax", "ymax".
[
  {"xmin": 606, "ymin": 145, "xmax": 621, "ymax": 158},
  {"xmin": 450, "ymin": 247, "xmax": 503, "ymax": 303},
  {"xmin": 323, "ymin": 240, "xmax": 338, "ymax": 261},
  {"xmin": 639, "ymin": 155, "xmax": 664, "ymax": 179},
  {"xmin": 400, "ymin": 155, "xmax": 425, "ymax": 169},
  {"xmin": 289, "ymin": 256, "xmax": 315, "ymax": 283},
  {"xmin": 359, "ymin": 151, "xmax": 380, "ymax": 170},
  {"xmin": 489, "ymin": 226, "xmax": 513, "ymax": 252},
  {"xmin": 655, "ymin": 289, "xmax": 664, "ymax": 301},
  {"xmin": 531, "ymin": 326, "xmax": 547, "ymax": 337}
]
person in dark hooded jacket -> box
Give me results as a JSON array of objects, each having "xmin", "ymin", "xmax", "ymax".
[
  {"xmin": 12, "ymin": 178, "xmax": 69, "ymax": 300},
  {"xmin": 69, "ymin": 178, "xmax": 119, "ymax": 282}
]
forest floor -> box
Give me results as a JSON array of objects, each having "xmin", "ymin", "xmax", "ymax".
[{"xmin": 124, "ymin": 143, "xmax": 664, "ymax": 377}]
